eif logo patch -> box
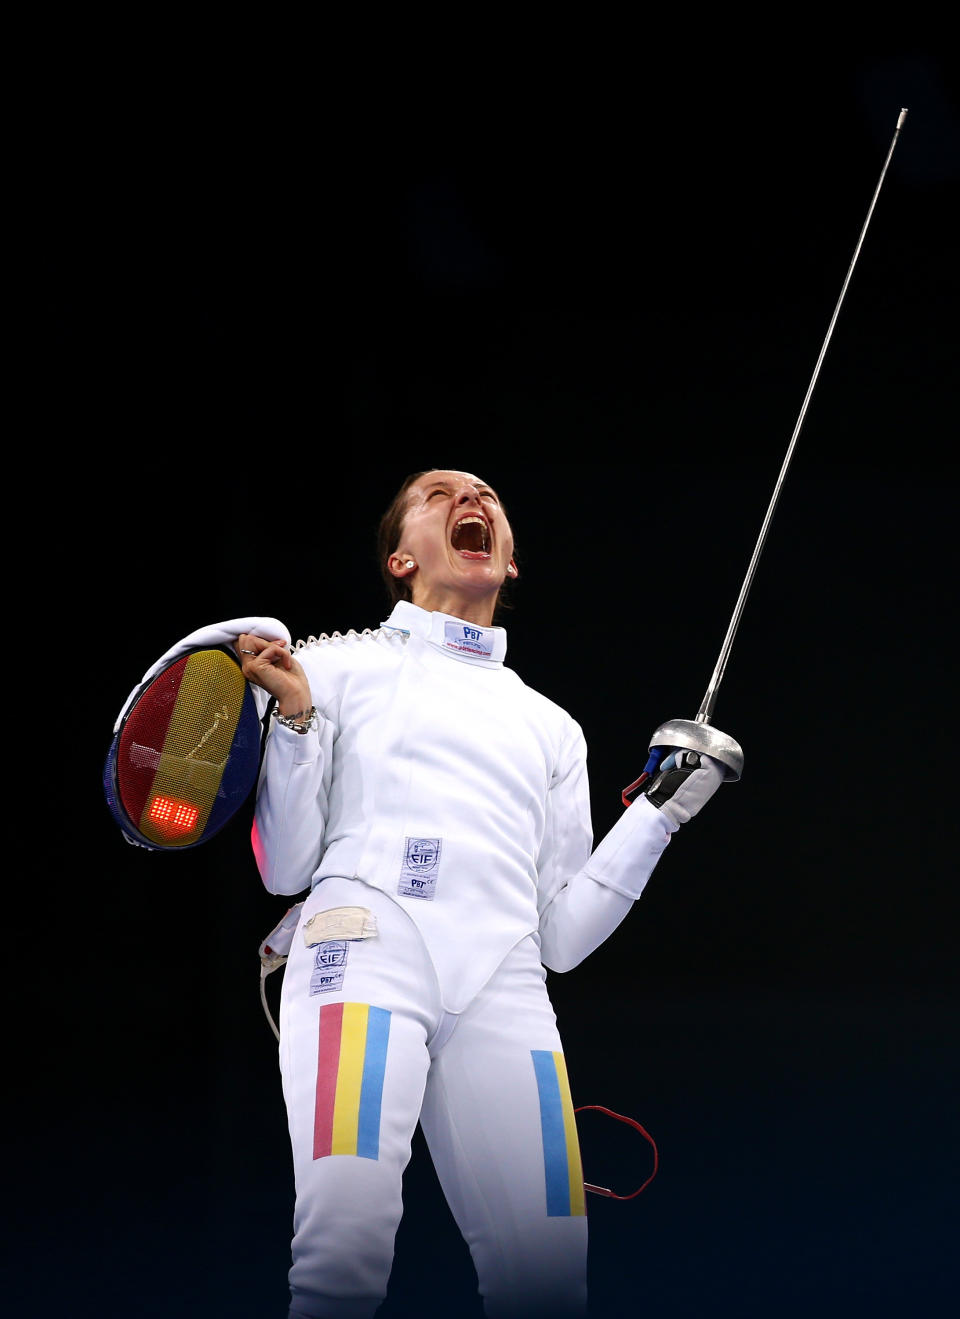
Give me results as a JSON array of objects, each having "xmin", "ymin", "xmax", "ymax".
[
  {"xmin": 398, "ymin": 837, "xmax": 442, "ymax": 900},
  {"xmin": 310, "ymin": 940, "xmax": 350, "ymax": 995}
]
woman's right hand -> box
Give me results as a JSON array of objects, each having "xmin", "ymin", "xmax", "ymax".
[{"xmin": 236, "ymin": 633, "xmax": 313, "ymax": 718}]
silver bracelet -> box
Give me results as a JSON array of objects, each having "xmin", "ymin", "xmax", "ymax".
[{"xmin": 271, "ymin": 705, "xmax": 318, "ymax": 734}]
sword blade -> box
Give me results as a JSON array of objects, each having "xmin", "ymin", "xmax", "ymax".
[{"xmin": 698, "ymin": 108, "xmax": 909, "ymax": 726}]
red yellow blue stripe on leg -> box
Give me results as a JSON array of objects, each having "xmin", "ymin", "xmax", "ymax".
[
  {"xmin": 531, "ymin": 1050, "xmax": 586, "ymax": 1216},
  {"xmin": 314, "ymin": 1003, "xmax": 392, "ymax": 1159}
]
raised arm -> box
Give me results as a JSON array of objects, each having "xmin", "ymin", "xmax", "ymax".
[{"xmin": 537, "ymin": 723, "xmax": 724, "ymax": 972}]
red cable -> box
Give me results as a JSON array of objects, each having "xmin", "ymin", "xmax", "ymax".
[
  {"xmin": 620, "ymin": 772, "xmax": 649, "ymax": 808},
  {"xmin": 574, "ymin": 1104, "xmax": 659, "ymax": 1199}
]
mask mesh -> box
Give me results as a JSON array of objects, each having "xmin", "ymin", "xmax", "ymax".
[{"xmin": 117, "ymin": 650, "xmax": 250, "ymax": 847}]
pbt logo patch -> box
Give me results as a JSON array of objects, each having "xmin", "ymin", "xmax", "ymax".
[
  {"xmin": 398, "ymin": 837, "xmax": 442, "ymax": 900},
  {"xmin": 443, "ymin": 621, "xmax": 493, "ymax": 658}
]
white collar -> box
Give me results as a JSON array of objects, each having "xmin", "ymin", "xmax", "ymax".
[{"xmin": 382, "ymin": 601, "xmax": 507, "ymax": 665}]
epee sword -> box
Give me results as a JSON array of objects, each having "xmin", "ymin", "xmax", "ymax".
[{"xmin": 645, "ymin": 108, "xmax": 909, "ymax": 786}]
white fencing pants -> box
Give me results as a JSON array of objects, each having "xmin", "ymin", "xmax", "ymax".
[{"xmin": 279, "ymin": 878, "xmax": 588, "ymax": 1319}]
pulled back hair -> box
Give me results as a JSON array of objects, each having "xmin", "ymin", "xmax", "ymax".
[
  {"xmin": 376, "ymin": 470, "xmax": 516, "ymax": 615},
  {"xmin": 377, "ymin": 471, "xmax": 431, "ymax": 607}
]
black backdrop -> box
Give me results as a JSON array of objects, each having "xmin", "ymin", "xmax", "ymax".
[{"xmin": 23, "ymin": 35, "xmax": 957, "ymax": 1319}]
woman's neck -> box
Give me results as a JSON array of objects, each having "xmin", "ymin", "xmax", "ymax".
[{"xmin": 408, "ymin": 586, "xmax": 496, "ymax": 628}]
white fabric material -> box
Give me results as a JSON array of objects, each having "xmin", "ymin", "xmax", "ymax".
[
  {"xmin": 281, "ymin": 877, "xmax": 588, "ymax": 1319},
  {"xmin": 112, "ymin": 615, "xmax": 290, "ymax": 730},
  {"xmin": 251, "ymin": 601, "xmax": 673, "ymax": 1012},
  {"xmin": 658, "ymin": 754, "xmax": 725, "ymax": 826}
]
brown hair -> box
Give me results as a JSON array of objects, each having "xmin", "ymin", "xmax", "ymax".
[
  {"xmin": 376, "ymin": 469, "xmax": 517, "ymax": 614},
  {"xmin": 377, "ymin": 471, "xmax": 431, "ymax": 607}
]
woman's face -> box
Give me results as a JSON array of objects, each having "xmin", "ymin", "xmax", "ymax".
[{"xmin": 388, "ymin": 470, "xmax": 518, "ymax": 624}]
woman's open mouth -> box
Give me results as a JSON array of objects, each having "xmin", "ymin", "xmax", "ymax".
[{"xmin": 451, "ymin": 515, "xmax": 491, "ymax": 558}]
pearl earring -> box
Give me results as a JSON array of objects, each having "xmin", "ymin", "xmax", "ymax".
[{"xmin": 405, "ymin": 561, "xmax": 415, "ymax": 569}]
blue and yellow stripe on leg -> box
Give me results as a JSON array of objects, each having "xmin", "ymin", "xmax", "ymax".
[{"xmin": 531, "ymin": 1050, "xmax": 586, "ymax": 1216}]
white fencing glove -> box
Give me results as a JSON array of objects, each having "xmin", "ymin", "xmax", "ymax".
[{"xmin": 643, "ymin": 749, "xmax": 725, "ymax": 828}]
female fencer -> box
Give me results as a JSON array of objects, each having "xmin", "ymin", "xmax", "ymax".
[{"xmin": 235, "ymin": 469, "xmax": 729, "ymax": 1318}]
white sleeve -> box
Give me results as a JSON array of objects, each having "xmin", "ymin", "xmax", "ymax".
[
  {"xmin": 251, "ymin": 712, "xmax": 334, "ymax": 896},
  {"xmin": 537, "ymin": 723, "xmax": 675, "ymax": 973}
]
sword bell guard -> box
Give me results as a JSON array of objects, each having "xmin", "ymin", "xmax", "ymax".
[{"xmin": 649, "ymin": 718, "xmax": 744, "ymax": 782}]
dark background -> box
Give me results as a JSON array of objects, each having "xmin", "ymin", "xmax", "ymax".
[{"xmin": 22, "ymin": 34, "xmax": 957, "ymax": 1319}]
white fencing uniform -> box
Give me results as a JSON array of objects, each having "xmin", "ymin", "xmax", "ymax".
[{"xmin": 248, "ymin": 601, "xmax": 678, "ymax": 1318}]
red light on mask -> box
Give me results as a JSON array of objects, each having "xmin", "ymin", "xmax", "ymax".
[{"xmin": 147, "ymin": 795, "xmax": 200, "ymax": 833}]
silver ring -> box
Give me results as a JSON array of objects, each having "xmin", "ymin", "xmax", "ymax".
[{"xmin": 239, "ymin": 649, "xmax": 257, "ymax": 655}]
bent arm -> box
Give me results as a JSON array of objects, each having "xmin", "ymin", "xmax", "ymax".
[
  {"xmin": 537, "ymin": 796, "xmax": 673, "ymax": 971},
  {"xmin": 536, "ymin": 723, "xmax": 674, "ymax": 973},
  {"xmin": 251, "ymin": 714, "xmax": 333, "ymax": 895}
]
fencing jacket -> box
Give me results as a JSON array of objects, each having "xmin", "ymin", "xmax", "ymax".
[{"xmin": 251, "ymin": 601, "xmax": 676, "ymax": 1014}]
